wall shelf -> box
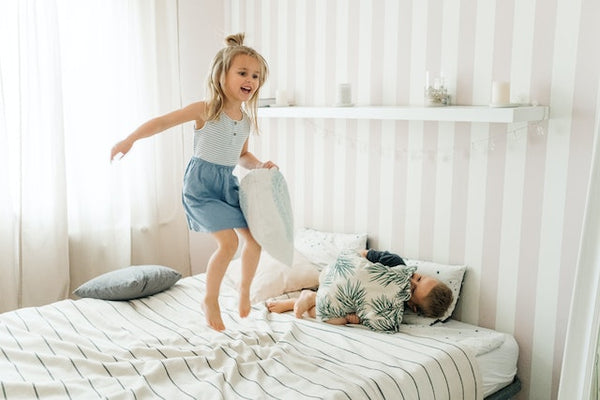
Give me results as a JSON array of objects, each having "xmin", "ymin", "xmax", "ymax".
[{"xmin": 257, "ymin": 105, "xmax": 549, "ymax": 123}]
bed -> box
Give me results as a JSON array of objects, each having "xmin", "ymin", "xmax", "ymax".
[{"xmin": 0, "ymin": 271, "xmax": 519, "ymax": 399}]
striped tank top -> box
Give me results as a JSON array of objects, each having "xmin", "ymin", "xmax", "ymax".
[{"xmin": 193, "ymin": 112, "xmax": 251, "ymax": 166}]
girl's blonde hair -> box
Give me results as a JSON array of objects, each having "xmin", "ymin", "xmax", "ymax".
[{"xmin": 205, "ymin": 33, "xmax": 268, "ymax": 133}]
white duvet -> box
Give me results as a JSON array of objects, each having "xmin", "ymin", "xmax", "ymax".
[{"xmin": 0, "ymin": 275, "xmax": 484, "ymax": 399}]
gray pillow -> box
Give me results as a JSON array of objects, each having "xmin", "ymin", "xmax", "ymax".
[{"xmin": 73, "ymin": 265, "xmax": 182, "ymax": 300}]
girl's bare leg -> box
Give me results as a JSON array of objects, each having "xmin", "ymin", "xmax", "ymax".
[
  {"xmin": 204, "ymin": 229, "xmax": 239, "ymax": 331},
  {"xmin": 266, "ymin": 298, "xmax": 296, "ymax": 313},
  {"xmin": 235, "ymin": 228, "xmax": 261, "ymax": 318}
]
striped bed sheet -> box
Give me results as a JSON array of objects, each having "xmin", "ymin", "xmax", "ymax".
[{"xmin": 0, "ymin": 274, "xmax": 483, "ymax": 400}]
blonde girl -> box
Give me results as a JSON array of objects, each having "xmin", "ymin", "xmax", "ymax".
[{"xmin": 110, "ymin": 33, "xmax": 276, "ymax": 331}]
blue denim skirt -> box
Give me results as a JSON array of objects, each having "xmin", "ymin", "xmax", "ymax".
[{"xmin": 182, "ymin": 157, "xmax": 248, "ymax": 232}]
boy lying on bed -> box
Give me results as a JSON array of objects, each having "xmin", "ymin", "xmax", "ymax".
[{"xmin": 267, "ymin": 249, "xmax": 453, "ymax": 332}]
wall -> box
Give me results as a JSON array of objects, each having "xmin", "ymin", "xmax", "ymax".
[{"xmin": 221, "ymin": 1, "xmax": 600, "ymax": 399}]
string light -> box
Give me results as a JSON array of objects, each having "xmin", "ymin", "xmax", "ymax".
[{"xmin": 296, "ymin": 119, "xmax": 546, "ymax": 161}]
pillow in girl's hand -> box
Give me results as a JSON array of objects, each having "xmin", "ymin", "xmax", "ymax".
[{"xmin": 239, "ymin": 168, "xmax": 294, "ymax": 266}]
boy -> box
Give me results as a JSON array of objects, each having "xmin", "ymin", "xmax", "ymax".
[{"xmin": 267, "ymin": 249, "xmax": 453, "ymax": 332}]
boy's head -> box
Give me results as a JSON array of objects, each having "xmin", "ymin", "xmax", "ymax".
[{"xmin": 406, "ymin": 273, "xmax": 453, "ymax": 319}]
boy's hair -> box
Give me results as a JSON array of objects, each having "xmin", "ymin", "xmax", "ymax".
[
  {"xmin": 420, "ymin": 282, "xmax": 453, "ymax": 319},
  {"xmin": 205, "ymin": 33, "xmax": 269, "ymax": 134}
]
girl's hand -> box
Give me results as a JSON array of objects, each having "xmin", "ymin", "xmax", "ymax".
[
  {"xmin": 110, "ymin": 139, "xmax": 134, "ymax": 161},
  {"xmin": 258, "ymin": 160, "xmax": 279, "ymax": 169}
]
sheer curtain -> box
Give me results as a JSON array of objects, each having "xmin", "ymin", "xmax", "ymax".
[
  {"xmin": 558, "ymin": 83, "xmax": 600, "ymax": 399},
  {"xmin": 0, "ymin": 0, "xmax": 191, "ymax": 313}
]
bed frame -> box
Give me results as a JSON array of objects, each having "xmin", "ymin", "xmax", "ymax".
[{"xmin": 485, "ymin": 377, "xmax": 521, "ymax": 399}]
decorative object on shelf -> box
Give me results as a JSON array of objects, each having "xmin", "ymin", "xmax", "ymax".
[
  {"xmin": 275, "ymin": 89, "xmax": 289, "ymax": 106},
  {"xmin": 258, "ymin": 97, "xmax": 275, "ymax": 107},
  {"xmin": 425, "ymin": 71, "xmax": 450, "ymax": 106},
  {"xmin": 335, "ymin": 83, "xmax": 353, "ymax": 107},
  {"xmin": 490, "ymin": 81, "xmax": 511, "ymax": 107}
]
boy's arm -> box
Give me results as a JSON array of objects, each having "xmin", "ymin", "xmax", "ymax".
[{"xmin": 365, "ymin": 250, "xmax": 406, "ymax": 267}]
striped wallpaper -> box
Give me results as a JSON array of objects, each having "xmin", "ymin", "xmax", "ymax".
[{"xmin": 210, "ymin": 0, "xmax": 600, "ymax": 399}]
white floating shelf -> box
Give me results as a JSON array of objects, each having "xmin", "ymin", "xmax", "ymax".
[{"xmin": 257, "ymin": 105, "xmax": 549, "ymax": 123}]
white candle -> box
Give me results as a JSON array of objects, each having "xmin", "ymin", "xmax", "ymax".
[
  {"xmin": 275, "ymin": 89, "xmax": 288, "ymax": 106},
  {"xmin": 491, "ymin": 81, "xmax": 510, "ymax": 105},
  {"xmin": 336, "ymin": 83, "xmax": 352, "ymax": 106}
]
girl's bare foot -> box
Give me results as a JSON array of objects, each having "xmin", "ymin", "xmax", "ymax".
[
  {"xmin": 294, "ymin": 290, "xmax": 317, "ymax": 318},
  {"xmin": 202, "ymin": 297, "xmax": 225, "ymax": 331},
  {"xmin": 266, "ymin": 298, "xmax": 296, "ymax": 313}
]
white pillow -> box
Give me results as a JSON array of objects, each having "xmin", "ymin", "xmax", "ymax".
[
  {"xmin": 402, "ymin": 259, "xmax": 466, "ymax": 325},
  {"xmin": 225, "ymin": 250, "xmax": 320, "ymax": 304},
  {"xmin": 239, "ymin": 169, "xmax": 294, "ymax": 266},
  {"xmin": 294, "ymin": 227, "xmax": 368, "ymax": 270}
]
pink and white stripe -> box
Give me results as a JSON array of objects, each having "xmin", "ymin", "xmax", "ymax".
[{"xmin": 225, "ymin": 0, "xmax": 600, "ymax": 398}]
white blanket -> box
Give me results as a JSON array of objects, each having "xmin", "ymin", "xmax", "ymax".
[{"xmin": 0, "ymin": 275, "xmax": 483, "ymax": 399}]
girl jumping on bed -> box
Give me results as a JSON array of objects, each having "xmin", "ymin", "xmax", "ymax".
[
  {"xmin": 267, "ymin": 249, "xmax": 453, "ymax": 332},
  {"xmin": 110, "ymin": 33, "xmax": 276, "ymax": 331}
]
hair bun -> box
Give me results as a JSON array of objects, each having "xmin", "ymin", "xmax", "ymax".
[{"xmin": 225, "ymin": 33, "xmax": 245, "ymax": 47}]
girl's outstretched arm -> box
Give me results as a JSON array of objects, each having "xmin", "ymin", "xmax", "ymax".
[{"xmin": 110, "ymin": 102, "xmax": 205, "ymax": 161}]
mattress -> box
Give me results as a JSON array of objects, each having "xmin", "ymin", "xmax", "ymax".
[
  {"xmin": 421, "ymin": 320, "xmax": 519, "ymax": 397},
  {"xmin": 276, "ymin": 294, "xmax": 519, "ymax": 398},
  {"xmin": 0, "ymin": 274, "xmax": 517, "ymax": 399}
]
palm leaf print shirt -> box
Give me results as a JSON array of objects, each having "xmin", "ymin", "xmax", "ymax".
[{"xmin": 315, "ymin": 250, "xmax": 416, "ymax": 332}]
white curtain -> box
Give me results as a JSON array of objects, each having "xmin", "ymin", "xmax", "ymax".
[
  {"xmin": 0, "ymin": 0, "xmax": 191, "ymax": 313},
  {"xmin": 558, "ymin": 79, "xmax": 600, "ymax": 399}
]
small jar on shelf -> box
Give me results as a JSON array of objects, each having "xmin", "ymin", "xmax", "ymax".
[{"xmin": 425, "ymin": 72, "xmax": 450, "ymax": 106}]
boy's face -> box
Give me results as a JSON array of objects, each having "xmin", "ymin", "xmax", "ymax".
[
  {"xmin": 406, "ymin": 273, "xmax": 438, "ymax": 312},
  {"xmin": 223, "ymin": 54, "xmax": 262, "ymax": 103}
]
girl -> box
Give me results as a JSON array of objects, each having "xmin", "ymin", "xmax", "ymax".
[{"xmin": 110, "ymin": 33, "xmax": 276, "ymax": 331}]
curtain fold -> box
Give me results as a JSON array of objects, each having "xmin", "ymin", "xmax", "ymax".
[{"xmin": 0, "ymin": 0, "xmax": 191, "ymax": 313}]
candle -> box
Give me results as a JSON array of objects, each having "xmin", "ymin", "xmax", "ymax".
[
  {"xmin": 491, "ymin": 81, "xmax": 510, "ymax": 105},
  {"xmin": 336, "ymin": 83, "xmax": 352, "ymax": 106},
  {"xmin": 275, "ymin": 89, "xmax": 288, "ymax": 106}
]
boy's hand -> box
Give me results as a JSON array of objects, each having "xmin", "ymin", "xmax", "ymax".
[{"xmin": 346, "ymin": 314, "xmax": 360, "ymax": 324}]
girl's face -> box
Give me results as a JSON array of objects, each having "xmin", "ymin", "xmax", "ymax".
[{"xmin": 222, "ymin": 54, "xmax": 262, "ymax": 104}]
